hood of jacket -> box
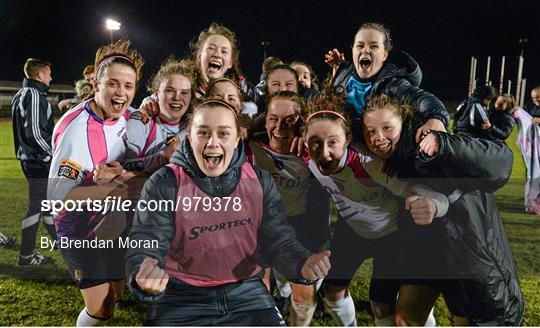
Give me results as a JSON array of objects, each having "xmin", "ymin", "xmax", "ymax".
[
  {"xmin": 333, "ymin": 50, "xmax": 422, "ymax": 90},
  {"xmin": 374, "ymin": 50, "xmax": 423, "ymax": 89},
  {"xmin": 169, "ymin": 137, "xmax": 247, "ymax": 196}
]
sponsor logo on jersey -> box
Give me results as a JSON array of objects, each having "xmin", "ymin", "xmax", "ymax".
[
  {"xmin": 58, "ymin": 159, "xmax": 82, "ymax": 180},
  {"xmin": 189, "ymin": 218, "xmax": 253, "ymax": 240},
  {"xmin": 130, "ymin": 111, "xmax": 150, "ymax": 125}
]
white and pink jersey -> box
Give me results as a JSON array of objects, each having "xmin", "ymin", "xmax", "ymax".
[
  {"xmin": 123, "ymin": 111, "xmax": 187, "ymax": 174},
  {"xmin": 47, "ymin": 100, "xmax": 130, "ymax": 239},
  {"xmin": 307, "ymin": 143, "xmax": 448, "ymax": 239},
  {"xmin": 246, "ymin": 140, "xmax": 311, "ymax": 217}
]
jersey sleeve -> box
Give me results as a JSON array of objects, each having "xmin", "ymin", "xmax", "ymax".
[
  {"xmin": 47, "ymin": 128, "xmax": 92, "ymax": 202},
  {"xmin": 363, "ymin": 156, "xmax": 449, "ymax": 218},
  {"xmin": 123, "ymin": 111, "xmax": 157, "ymax": 172}
]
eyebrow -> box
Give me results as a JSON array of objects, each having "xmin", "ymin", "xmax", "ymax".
[{"xmin": 196, "ymin": 125, "xmax": 233, "ymax": 129}]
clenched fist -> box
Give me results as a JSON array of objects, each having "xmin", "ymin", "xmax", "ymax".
[
  {"xmin": 93, "ymin": 160, "xmax": 124, "ymax": 185},
  {"xmin": 135, "ymin": 257, "xmax": 169, "ymax": 294},
  {"xmin": 405, "ymin": 196, "xmax": 437, "ymax": 225},
  {"xmin": 301, "ymin": 250, "xmax": 331, "ymax": 280}
]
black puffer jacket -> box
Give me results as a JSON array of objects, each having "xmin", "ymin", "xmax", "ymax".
[
  {"xmin": 332, "ymin": 50, "xmax": 449, "ymax": 141},
  {"xmin": 488, "ymin": 109, "xmax": 515, "ymax": 141},
  {"xmin": 389, "ymin": 119, "xmax": 524, "ymax": 326},
  {"xmin": 125, "ymin": 138, "xmax": 311, "ymax": 313}
]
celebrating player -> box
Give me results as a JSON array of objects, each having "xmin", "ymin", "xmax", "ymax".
[
  {"xmin": 47, "ymin": 39, "xmax": 144, "ymax": 326},
  {"xmin": 125, "ymin": 99, "xmax": 331, "ymax": 326}
]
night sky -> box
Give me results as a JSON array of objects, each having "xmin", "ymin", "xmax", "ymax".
[{"xmin": 2, "ymin": 0, "xmax": 539, "ymax": 104}]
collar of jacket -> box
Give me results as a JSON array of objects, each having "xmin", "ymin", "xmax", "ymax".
[
  {"xmin": 22, "ymin": 78, "xmax": 49, "ymax": 94},
  {"xmin": 385, "ymin": 117, "xmax": 422, "ymax": 177},
  {"xmin": 375, "ymin": 50, "xmax": 423, "ymax": 89},
  {"xmin": 333, "ymin": 50, "xmax": 422, "ymax": 93},
  {"xmin": 169, "ymin": 137, "xmax": 247, "ymax": 197}
]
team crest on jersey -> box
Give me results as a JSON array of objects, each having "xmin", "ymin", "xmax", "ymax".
[
  {"xmin": 130, "ymin": 111, "xmax": 150, "ymax": 125},
  {"xmin": 58, "ymin": 159, "xmax": 82, "ymax": 180}
]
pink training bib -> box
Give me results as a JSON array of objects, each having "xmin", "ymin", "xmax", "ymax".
[{"xmin": 165, "ymin": 162, "xmax": 264, "ymax": 287}]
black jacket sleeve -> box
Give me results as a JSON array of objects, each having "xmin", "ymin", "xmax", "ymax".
[
  {"xmin": 23, "ymin": 89, "xmax": 53, "ymax": 159},
  {"xmin": 384, "ymin": 79, "xmax": 450, "ymax": 127},
  {"xmin": 124, "ymin": 166, "xmax": 177, "ymax": 303},
  {"xmin": 253, "ymin": 166, "xmax": 312, "ymax": 282},
  {"xmin": 416, "ymin": 131, "xmax": 513, "ymax": 193},
  {"xmin": 488, "ymin": 112, "xmax": 515, "ymax": 141}
]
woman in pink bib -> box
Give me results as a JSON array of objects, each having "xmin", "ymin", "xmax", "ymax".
[{"xmin": 125, "ymin": 99, "xmax": 331, "ymax": 326}]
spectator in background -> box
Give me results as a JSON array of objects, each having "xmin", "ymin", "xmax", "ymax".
[
  {"xmin": 83, "ymin": 64, "xmax": 96, "ymax": 87},
  {"xmin": 11, "ymin": 58, "xmax": 58, "ymax": 266},
  {"xmin": 291, "ymin": 61, "xmax": 320, "ymax": 101},
  {"xmin": 453, "ymin": 85, "xmax": 498, "ymax": 138},
  {"xmin": 525, "ymin": 85, "xmax": 540, "ymax": 125},
  {"xmin": 58, "ymin": 65, "xmax": 96, "ymax": 112},
  {"xmin": 486, "ymin": 94, "xmax": 516, "ymax": 142},
  {"xmin": 58, "ymin": 79, "xmax": 94, "ymax": 112},
  {"xmin": 515, "ymin": 87, "xmax": 540, "ymax": 214},
  {"xmin": 256, "ymin": 56, "xmax": 283, "ymax": 98}
]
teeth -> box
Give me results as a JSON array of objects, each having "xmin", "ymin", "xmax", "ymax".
[
  {"xmin": 273, "ymin": 133, "xmax": 288, "ymax": 139},
  {"xmin": 208, "ymin": 61, "xmax": 222, "ymax": 69},
  {"xmin": 112, "ymin": 99, "xmax": 125, "ymax": 104}
]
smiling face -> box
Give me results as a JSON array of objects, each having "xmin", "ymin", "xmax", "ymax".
[
  {"xmin": 156, "ymin": 74, "xmax": 192, "ymax": 123},
  {"xmin": 94, "ymin": 63, "xmax": 136, "ymax": 120},
  {"xmin": 304, "ymin": 120, "xmax": 349, "ymax": 175},
  {"xmin": 207, "ymin": 80, "xmax": 242, "ymax": 115},
  {"xmin": 188, "ymin": 106, "xmax": 240, "ymax": 177},
  {"xmin": 267, "ymin": 69, "xmax": 298, "ymax": 96},
  {"xmin": 362, "ymin": 107, "xmax": 403, "ymax": 159},
  {"xmin": 352, "ymin": 28, "xmax": 389, "ymax": 80},
  {"xmin": 291, "ymin": 63, "xmax": 312, "ymax": 89},
  {"xmin": 198, "ymin": 34, "xmax": 233, "ymax": 84},
  {"xmin": 266, "ymin": 98, "xmax": 300, "ymax": 154}
]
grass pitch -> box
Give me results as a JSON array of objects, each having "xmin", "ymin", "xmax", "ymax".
[{"xmin": 0, "ymin": 118, "xmax": 538, "ymax": 326}]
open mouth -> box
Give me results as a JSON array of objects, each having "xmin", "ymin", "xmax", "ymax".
[
  {"xmin": 318, "ymin": 159, "xmax": 334, "ymax": 173},
  {"xmin": 272, "ymin": 132, "xmax": 290, "ymax": 141},
  {"xmin": 208, "ymin": 60, "xmax": 222, "ymax": 72},
  {"xmin": 375, "ymin": 143, "xmax": 391, "ymax": 152},
  {"xmin": 111, "ymin": 98, "xmax": 126, "ymax": 111},
  {"xmin": 359, "ymin": 58, "xmax": 372, "ymax": 70},
  {"xmin": 169, "ymin": 103, "xmax": 184, "ymax": 112},
  {"xmin": 203, "ymin": 153, "xmax": 223, "ymax": 168}
]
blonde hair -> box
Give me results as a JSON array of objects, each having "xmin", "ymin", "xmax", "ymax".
[
  {"xmin": 147, "ymin": 57, "xmax": 198, "ymax": 94},
  {"xmin": 364, "ymin": 94, "xmax": 413, "ymax": 122}
]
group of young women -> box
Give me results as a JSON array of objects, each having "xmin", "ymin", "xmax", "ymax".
[{"xmin": 46, "ymin": 21, "xmax": 524, "ymax": 326}]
